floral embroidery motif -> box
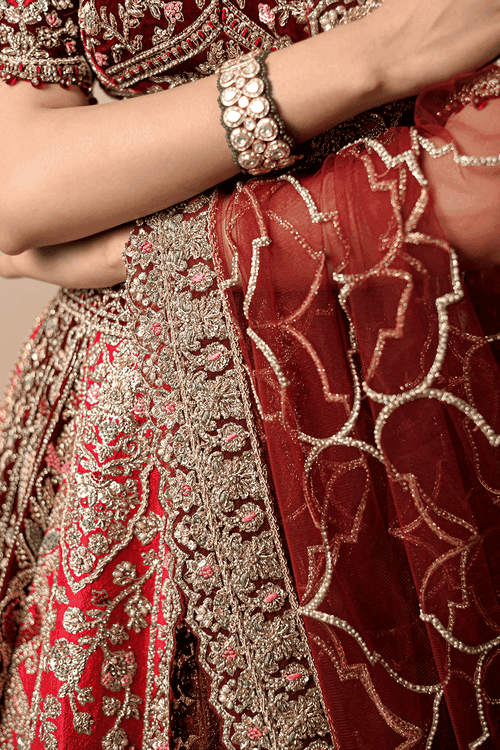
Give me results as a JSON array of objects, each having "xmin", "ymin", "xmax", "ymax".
[
  {"xmin": 120, "ymin": 200, "xmax": 334, "ymax": 750},
  {"xmin": 0, "ymin": 197, "xmax": 334, "ymax": 749},
  {"xmin": 0, "ymin": 0, "xmax": 92, "ymax": 88},
  {"xmin": 0, "ymin": 0, "xmax": 416, "ymax": 746}
]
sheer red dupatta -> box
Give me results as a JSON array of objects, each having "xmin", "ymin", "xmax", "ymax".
[{"xmin": 210, "ymin": 62, "xmax": 500, "ymax": 750}]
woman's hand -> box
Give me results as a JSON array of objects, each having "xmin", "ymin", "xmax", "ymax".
[
  {"xmin": 0, "ymin": 224, "xmax": 131, "ymax": 289},
  {"xmin": 365, "ymin": 0, "xmax": 500, "ymax": 98},
  {"xmin": 2, "ymin": 0, "xmax": 500, "ymax": 256},
  {"xmin": 424, "ymin": 98, "xmax": 500, "ymax": 270}
]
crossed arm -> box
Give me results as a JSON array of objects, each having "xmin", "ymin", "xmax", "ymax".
[{"xmin": 1, "ymin": 0, "xmax": 500, "ymax": 287}]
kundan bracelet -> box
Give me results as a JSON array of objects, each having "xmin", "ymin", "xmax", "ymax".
[{"xmin": 218, "ymin": 49, "xmax": 301, "ymax": 176}]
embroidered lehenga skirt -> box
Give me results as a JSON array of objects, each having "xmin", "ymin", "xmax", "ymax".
[{"xmin": 1, "ymin": 60, "xmax": 500, "ymax": 750}]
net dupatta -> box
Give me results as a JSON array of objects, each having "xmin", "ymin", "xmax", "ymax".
[{"xmin": 210, "ymin": 61, "xmax": 500, "ymax": 750}]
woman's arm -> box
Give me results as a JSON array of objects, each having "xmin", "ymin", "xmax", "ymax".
[
  {"xmin": 1, "ymin": 0, "xmax": 500, "ymax": 256},
  {"xmin": 3, "ymin": 92, "xmax": 500, "ymax": 290},
  {"xmin": 0, "ymin": 226, "xmax": 132, "ymax": 288},
  {"xmin": 424, "ymin": 98, "xmax": 500, "ymax": 269}
]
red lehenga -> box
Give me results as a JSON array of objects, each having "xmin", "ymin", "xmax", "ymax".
[{"xmin": 1, "ymin": 0, "xmax": 500, "ymax": 748}]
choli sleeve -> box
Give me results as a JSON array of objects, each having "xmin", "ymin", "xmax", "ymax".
[{"xmin": 0, "ymin": 0, "xmax": 93, "ymax": 92}]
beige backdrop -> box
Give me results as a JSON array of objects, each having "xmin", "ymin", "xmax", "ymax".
[{"xmin": 0, "ymin": 278, "xmax": 59, "ymax": 391}]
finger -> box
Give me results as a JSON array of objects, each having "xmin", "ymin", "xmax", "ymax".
[
  {"xmin": 0, "ymin": 249, "xmax": 58, "ymax": 284},
  {"xmin": 0, "ymin": 253, "xmax": 22, "ymax": 279}
]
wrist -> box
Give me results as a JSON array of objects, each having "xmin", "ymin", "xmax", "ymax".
[
  {"xmin": 335, "ymin": 12, "xmax": 415, "ymax": 109},
  {"xmin": 266, "ymin": 23, "xmax": 387, "ymax": 145}
]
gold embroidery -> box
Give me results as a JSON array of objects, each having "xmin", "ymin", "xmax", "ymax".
[
  {"xmin": 121, "ymin": 201, "xmax": 335, "ymax": 750},
  {"xmin": 0, "ymin": 0, "xmax": 92, "ymax": 88}
]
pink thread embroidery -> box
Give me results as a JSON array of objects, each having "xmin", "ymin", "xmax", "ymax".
[
  {"xmin": 46, "ymin": 11, "xmax": 60, "ymax": 25},
  {"xmin": 13, "ymin": 695, "xmax": 22, "ymax": 716},
  {"xmin": 164, "ymin": 1, "xmax": 183, "ymax": 21},
  {"xmin": 6, "ymin": 0, "xmax": 38, "ymax": 7},
  {"xmin": 258, "ymin": 3, "xmax": 274, "ymax": 27},
  {"xmin": 94, "ymin": 52, "xmax": 108, "ymax": 66},
  {"xmin": 133, "ymin": 396, "xmax": 147, "ymax": 417},
  {"xmin": 200, "ymin": 565, "xmax": 213, "ymax": 579},
  {"xmin": 150, "ymin": 322, "xmax": 163, "ymax": 336},
  {"xmin": 242, "ymin": 512, "xmax": 257, "ymax": 522},
  {"xmin": 263, "ymin": 592, "xmax": 278, "ymax": 603},
  {"xmin": 248, "ymin": 727, "xmax": 263, "ymax": 740},
  {"xmin": 223, "ymin": 646, "xmax": 237, "ymax": 661}
]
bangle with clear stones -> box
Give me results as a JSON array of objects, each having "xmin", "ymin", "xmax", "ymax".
[{"xmin": 217, "ymin": 49, "xmax": 301, "ymax": 176}]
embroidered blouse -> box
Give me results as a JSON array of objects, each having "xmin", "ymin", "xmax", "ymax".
[{"xmin": 0, "ymin": 0, "xmax": 350, "ymax": 95}]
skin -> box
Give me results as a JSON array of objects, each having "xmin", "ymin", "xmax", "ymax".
[
  {"xmin": 1, "ymin": 0, "xmax": 500, "ymax": 286},
  {"xmin": 423, "ymin": 99, "xmax": 500, "ymax": 269}
]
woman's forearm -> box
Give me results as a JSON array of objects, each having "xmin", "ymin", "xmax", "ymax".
[
  {"xmin": 0, "ymin": 225, "xmax": 132, "ymax": 287},
  {"xmin": 3, "ymin": 93, "xmax": 500, "ymax": 289},
  {"xmin": 1, "ymin": 0, "xmax": 500, "ymax": 255},
  {"xmin": 0, "ymin": 27, "xmax": 380, "ymax": 255}
]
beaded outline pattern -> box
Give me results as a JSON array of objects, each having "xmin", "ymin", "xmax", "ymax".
[{"xmin": 217, "ymin": 102, "xmax": 500, "ymax": 749}]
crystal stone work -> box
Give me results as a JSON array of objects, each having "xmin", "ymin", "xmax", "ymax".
[
  {"xmin": 243, "ymin": 78, "xmax": 264, "ymax": 97},
  {"xmin": 255, "ymin": 117, "xmax": 279, "ymax": 141},
  {"xmin": 248, "ymin": 96, "xmax": 269, "ymax": 117},
  {"xmin": 223, "ymin": 107, "xmax": 245, "ymax": 127},
  {"xmin": 220, "ymin": 87, "xmax": 240, "ymax": 106},
  {"xmin": 265, "ymin": 140, "xmax": 291, "ymax": 159},
  {"xmin": 262, "ymin": 157, "xmax": 278, "ymax": 170},
  {"xmin": 238, "ymin": 151, "xmax": 261, "ymax": 169},
  {"xmin": 219, "ymin": 70, "xmax": 236, "ymax": 87},
  {"xmin": 319, "ymin": 11, "xmax": 338, "ymax": 30},
  {"xmin": 241, "ymin": 61, "xmax": 260, "ymax": 77},
  {"xmin": 230, "ymin": 128, "xmax": 252, "ymax": 151}
]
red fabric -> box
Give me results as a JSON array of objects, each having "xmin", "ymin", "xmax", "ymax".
[
  {"xmin": 212, "ymin": 63, "xmax": 500, "ymax": 749},
  {"xmin": 0, "ymin": 0, "xmax": 363, "ymax": 94}
]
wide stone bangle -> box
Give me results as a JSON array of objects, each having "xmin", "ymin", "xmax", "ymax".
[{"xmin": 217, "ymin": 49, "xmax": 301, "ymax": 176}]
